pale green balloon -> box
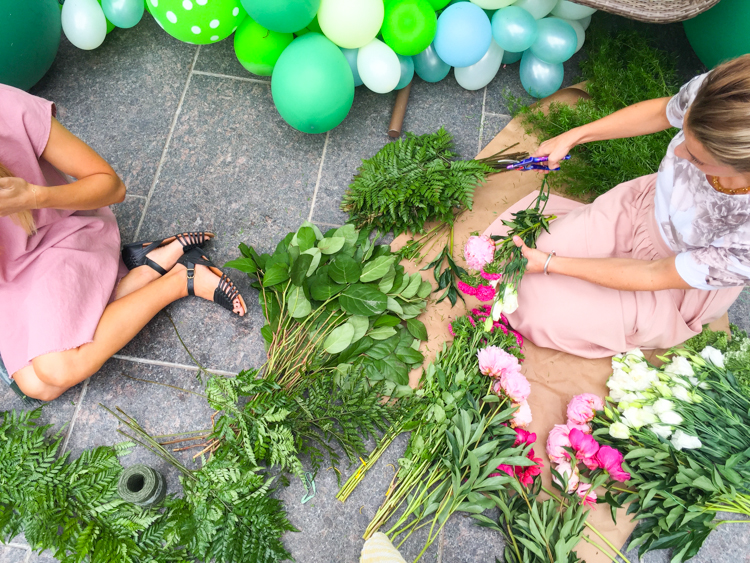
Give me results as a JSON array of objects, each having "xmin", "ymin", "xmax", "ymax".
[
  {"xmin": 317, "ymin": 0, "xmax": 384, "ymax": 49},
  {"xmin": 62, "ymin": 0, "xmax": 107, "ymax": 50},
  {"xmin": 147, "ymin": 0, "xmax": 247, "ymax": 45}
]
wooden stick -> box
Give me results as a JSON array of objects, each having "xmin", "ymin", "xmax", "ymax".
[{"xmin": 388, "ymin": 81, "xmax": 412, "ymax": 138}]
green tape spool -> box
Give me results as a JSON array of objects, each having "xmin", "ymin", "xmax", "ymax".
[{"xmin": 117, "ymin": 464, "xmax": 166, "ymax": 507}]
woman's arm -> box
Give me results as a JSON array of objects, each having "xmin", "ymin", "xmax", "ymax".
[
  {"xmin": 534, "ymin": 97, "xmax": 674, "ymax": 169},
  {"xmin": 0, "ymin": 118, "xmax": 125, "ymax": 217},
  {"xmin": 513, "ymin": 236, "xmax": 692, "ymax": 291}
]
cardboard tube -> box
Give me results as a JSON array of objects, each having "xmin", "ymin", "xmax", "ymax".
[{"xmin": 388, "ymin": 81, "xmax": 412, "ymax": 138}]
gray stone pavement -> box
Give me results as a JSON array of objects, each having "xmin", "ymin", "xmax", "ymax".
[{"xmin": 2, "ymin": 10, "xmax": 748, "ymax": 563}]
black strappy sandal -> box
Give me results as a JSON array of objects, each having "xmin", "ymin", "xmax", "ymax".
[
  {"xmin": 122, "ymin": 231, "xmax": 214, "ymax": 276},
  {"xmin": 177, "ymin": 249, "xmax": 247, "ymax": 316}
]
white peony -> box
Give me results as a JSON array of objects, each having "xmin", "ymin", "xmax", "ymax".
[
  {"xmin": 700, "ymin": 346, "xmax": 725, "ymax": 368},
  {"xmin": 609, "ymin": 422, "xmax": 631, "ymax": 439},
  {"xmin": 671, "ymin": 385, "xmax": 693, "ymax": 404},
  {"xmin": 502, "ymin": 286, "xmax": 519, "ymax": 314},
  {"xmin": 664, "ymin": 356, "xmax": 695, "ymax": 378},
  {"xmin": 670, "ymin": 429, "xmax": 702, "ymax": 450},
  {"xmin": 659, "ymin": 410, "xmax": 684, "ymax": 426},
  {"xmin": 652, "ymin": 398, "xmax": 675, "ymax": 415},
  {"xmin": 649, "ymin": 424, "xmax": 674, "ymax": 440}
]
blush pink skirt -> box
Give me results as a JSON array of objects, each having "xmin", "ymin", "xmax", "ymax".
[{"xmin": 483, "ymin": 174, "xmax": 742, "ymax": 358}]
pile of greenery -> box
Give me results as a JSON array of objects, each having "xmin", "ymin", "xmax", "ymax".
[
  {"xmin": 684, "ymin": 324, "xmax": 750, "ymax": 397},
  {"xmin": 511, "ymin": 29, "xmax": 681, "ymax": 199},
  {"xmin": 340, "ymin": 128, "xmax": 494, "ymax": 236}
]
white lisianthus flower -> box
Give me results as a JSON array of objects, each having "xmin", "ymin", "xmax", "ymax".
[
  {"xmin": 653, "ymin": 381, "xmax": 673, "ymax": 398},
  {"xmin": 670, "ymin": 429, "xmax": 702, "ymax": 450},
  {"xmin": 700, "ymin": 346, "xmax": 725, "ymax": 368},
  {"xmin": 609, "ymin": 422, "xmax": 630, "ymax": 439},
  {"xmin": 622, "ymin": 407, "xmax": 652, "ymax": 429},
  {"xmin": 652, "ymin": 398, "xmax": 674, "ymax": 415},
  {"xmin": 626, "ymin": 363, "xmax": 660, "ymax": 392},
  {"xmin": 491, "ymin": 299, "xmax": 504, "ymax": 321},
  {"xmin": 489, "ymin": 278, "xmax": 501, "ymax": 289},
  {"xmin": 608, "ymin": 384, "xmax": 627, "ymax": 403},
  {"xmin": 640, "ymin": 405, "xmax": 658, "ymax": 425},
  {"xmin": 502, "ymin": 285, "xmax": 519, "ymax": 314},
  {"xmin": 664, "ymin": 356, "xmax": 695, "ymax": 378},
  {"xmin": 620, "ymin": 392, "xmax": 646, "ymax": 405},
  {"xmin": 671, "ymin": 385, "xmax": 693, "ymax": 404},
  {"xmin": 659, "ymin": 410, "xmax": 684, "ymax": 426},
  {"xmin": 649, "ymin": 424, "xmax": 674, "ymax": 440},
  {"xmin": 622, "ymin": 349, "xmax": 646, "ymax": 368}
]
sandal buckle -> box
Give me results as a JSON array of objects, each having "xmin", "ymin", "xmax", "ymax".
[{"xmin": 187, "ymin": 267, "xmax": 195, "ymax": 280}]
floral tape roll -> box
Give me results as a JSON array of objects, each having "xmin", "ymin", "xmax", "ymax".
[{"xmin": 117, "ymin": 464, "xmax": 166, "ymax": 507}]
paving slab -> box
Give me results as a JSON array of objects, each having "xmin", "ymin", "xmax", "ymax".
[
  {"xmin": 30, "ymin": 17, "xmax": 197, "ymax": 198},
  {"xmin": 0, "ymin": 546, "xmax": 29, "ymax": 563},
  {"xmin": 193, "ymin": 31, "xmax": 264, "ymax": 79}
]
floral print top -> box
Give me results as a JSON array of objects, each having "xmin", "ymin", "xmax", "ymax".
[{"xmin": 655, "ymin": 73, "xmax": 750, "ymax": 290}]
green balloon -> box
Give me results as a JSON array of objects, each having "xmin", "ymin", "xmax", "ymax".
[
  {"xmin": 234, "ymin": 16, "xmax": 293, "ymax": 76},
  {"xmin": 0, "ymin": 0, "xmax": 60, "ymax": 90},
  {"xmin": 427, "ymin": 0, "xmax": 450, "ymax": 9},
  {"xmin": 240, "ymin": 0, "xmax": 320, "ymax": 33},
  {"xmin": 147, "ymin": 0, "xmax": 247, "ymax": 45},
  {"xmin": 307, "ymin": 14, "xmax": 323, "ymax": 33},
  {"xmin": 382, "ymin": 0, "xmax": 437, "ymax": 56},
  {"xmin": 97, "ymin": 0, "xmax": 117, "ymax": 33},
  {"xmin": 272, "ymin": 33, "xmax": 354, "ymax": 133},
  {"xmin": 683, "ymin": 0, "xmax": 750, "ymax": 69}
]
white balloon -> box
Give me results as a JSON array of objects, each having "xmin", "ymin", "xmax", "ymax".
[
  {"xmin": 550, "ymin": 0, "xmax": 596, "ymax": 20},
  {"xmin": 470, "ymin": 0, "xmax": 515, "ymax": 9},
  {"xmin": 357, "ymin": 39, "xmax": 401, "ymax": 94},
  {"xmin": 455, "ymin": 40, "xmax": 504, "ymax": 90},
  {"xmin": 62, "ymin": 0, "xmax": 107, "ymax": 50},
  {"xmin": 559, "ymin": 18, "xmax": 585, "ymax": 53},
  {"xmin": 577, "ymin": 14, "xmax": 592, "ymax": 30},
  {"xmin": 511, "ymin": 0, "xmax": 556, "ymax": 19}
]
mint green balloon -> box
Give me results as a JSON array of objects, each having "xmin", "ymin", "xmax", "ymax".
[
  {"xmin": 272, "ymin": 33, "xmax": 355, "ymax": 133},
  {"xmin": 147, "ymin": 0, "xmax": 247, "ymax": 45}
]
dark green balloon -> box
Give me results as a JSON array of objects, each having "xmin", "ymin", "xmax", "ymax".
[
  {"xmin": 0, "ymin": 0, "xmax": 61, "ymax": 90},
  {"xmin": 271, "ymin": 33, "xmax": 355, "ymax": 133},
  {"xmin": 240, "ymin": 0, "xmax": 320, "ymax": 33},
  {"xmin": 683, "ymin": 0, "xmax": 750, "ymax": 69}
]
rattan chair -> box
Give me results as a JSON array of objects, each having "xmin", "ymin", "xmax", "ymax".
[{"xmin": 571, "ymin": 0, "xmax": 721, "ymax": 23}]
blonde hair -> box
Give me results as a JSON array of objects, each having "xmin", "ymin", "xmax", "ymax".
[
  {"xmin": 0, "ymin": 161, "xmax": 37, "ymax": 236},
  {"xmin": 687, "ymin": 54, "xmax": 750, "ymax": 173}
]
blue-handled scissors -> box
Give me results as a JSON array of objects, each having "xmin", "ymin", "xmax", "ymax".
[{"xmin": 502, "ymin": 154, "xmax": 571, "ymax": 171}]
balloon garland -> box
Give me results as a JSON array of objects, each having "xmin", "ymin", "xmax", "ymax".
[{"xmin": 52, "ymin": 0, "xmax": 595, "ymax": 133}]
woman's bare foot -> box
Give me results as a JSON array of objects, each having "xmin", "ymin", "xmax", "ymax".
[
  {"xmin": 116, "ymin": 234, "xmax": 215, "ymax": 300},
  {"xmin": 171, "ymin": 262, "xmax": 246, "ymax": 316}
]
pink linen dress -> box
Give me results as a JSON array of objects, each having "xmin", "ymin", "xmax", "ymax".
[{"xmin": 0, "ymin": 84, "xmax": 125, "ymax": 377}]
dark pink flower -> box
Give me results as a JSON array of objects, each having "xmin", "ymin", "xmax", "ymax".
[
  {"xmin": 596, "ymin": 446, "xmax": 631, "ymax": 482},
  {"xmin": 569, "ymin": 428, "xmax": 600, "ymax": 470},
  {"xmin": 514, "ymin": 428, "xmax": 537, "ymax": 447},
  {"xmin": 489, "ymin": 464, "xmax": 514, "ymax": 478},
  {"xmin": 480, "ymin": 270, "xmax": 502, "ymax": 281},
  {"xmin": 511, "ymin": 330, "xmax": 524, "ymax": 348},
  {"xmin": 457, "ymin": 280, "xmax": 477, "ymax": 296},
  {"xmin": 475, "ymin": 284, "xmax": 496, "ymax": 302}
]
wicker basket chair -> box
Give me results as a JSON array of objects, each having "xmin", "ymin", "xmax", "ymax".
[{"xmin": 571, "ymin": 0, "xmax": 721, "ymax": 23}]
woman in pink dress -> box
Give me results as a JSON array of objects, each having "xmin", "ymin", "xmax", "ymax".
[
  {"xmin": 0, "ymin": 85, "xmax": 246, "ymax": 401},
  {"xmin": 485, "ymin": 55, "xmax": 750, "ymax": 358}
]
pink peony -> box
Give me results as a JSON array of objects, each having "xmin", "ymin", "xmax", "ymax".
[
  {"xmin": 596, "ymin": 446, "xmax": 631, "ymax": 482},
  {"xmin": 568, "ymin": 428, "xmax": 600, "ymax": 470},
  {"xmin": 489, "ymin": 464, "xmax": 515, "ymax": 478},
  {"xmin": 478, "ymin": 346, "xmax": 521, "ymax": 378},
  {"xmin": 546, "ymin": 424, "xmax": 572, "ymax": 464},
  {"xmin": 514, "ymin": 428, "xmax": 537, "ymax": 447},
  {"xmin": 517, "ymin": 449, "xmax": 544, "ymax": 486},
  {"xmin": 457, "ymin": 280, "xmax": 477, "ymax": 296},
  {"xmin": 475, "ymin": 284, "xmax": 496, "ymax": 302},
  {"xmin": 567, "ymin": 393, "xmax": 605, "ymax": 425},
  {"xmin": 499, "ymin": 370, "xmax": 531, "ymax": 403},
  {"xmin": 566, "ymin": 422, "xmax": 592, "ymax": 434},
  {"xmin": 511, "ymin": 400, "xmax": 533, "ymax": 427},
  {"xmin": 577, "ymin": 483, "xmax": 597, "ymax": 508},
  {"xmin": 464, "ymin": 235, "xmax": 496, "ymax": 270},
  {"xmin": 553, "ymin": 460, "xmax": 579, "ymax": 493},
  {"xmin": 480, "ymin": 270, "xmax": 502, "ymax": 281}
]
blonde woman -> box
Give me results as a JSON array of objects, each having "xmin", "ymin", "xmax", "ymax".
[
  {"xmin": 485, "ymin": 55, "xmax": 750, "ymax": 358},
  {"xmin": 0, "ymin": 84, "xmax": 246, "ymax": 402}
]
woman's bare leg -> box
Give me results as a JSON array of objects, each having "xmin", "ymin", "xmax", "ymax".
[
  {"xmin": 115, "ymin": 238, "xmax": 198, "ymax": 300},
  {"xmin": 14, "ymin": 263, "xmax": 244, "ymax": 401}
]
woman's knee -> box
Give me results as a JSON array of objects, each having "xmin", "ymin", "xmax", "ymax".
[
  {"xmin": 13, "ymin": 366, "xmax": 66, "ymax": 401},
  {"xmin": 32, "ymin": 352, "xmax": 87, "ymax": 388}
]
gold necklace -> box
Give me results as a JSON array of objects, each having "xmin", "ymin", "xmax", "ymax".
[{"xmin": 709, "ymin": 175, "xmax": 750, "ymax": 195}]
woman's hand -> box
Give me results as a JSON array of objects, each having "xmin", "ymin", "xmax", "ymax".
[
  {"xmin": 513, "ymin": 236, "xmax": 549, "ymax": 274},
  {"xmin": 532, "ymin": 129, "xmax": 581, "ymax": 170},
  {"xmin": 0, "ymin": 176, "xmax": 37, "ymax": 217}
]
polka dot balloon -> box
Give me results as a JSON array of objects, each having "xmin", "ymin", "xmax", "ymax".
[{"xmin": 146, "ymin": 0, "xmax": 247, "ymax": 44}]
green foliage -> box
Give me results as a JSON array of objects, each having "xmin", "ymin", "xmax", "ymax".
[
  {"xmin": 685, "ymin": 324, "xmax": 750, "ymax": 397},
  {"xmin": 206, "ymin": 368, "xmax": 410, "ymax": 482},
  {"xmin": 340, "ymin": 128, "xmax": 494, "ymax": 235},
  {"xmin": 0, "ymin": 409, "xmax": 188, "ymax": 563},
  {"xmin": 510, "ymin": 29, "xmax": 680, "ymax": 199}
]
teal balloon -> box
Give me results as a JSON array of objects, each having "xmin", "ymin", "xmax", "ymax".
[
  {"xmin": 0, "ymin": 0, "xmax": 61, "ymax": 90},
  {"xmin": 272, "ymin": 33, "xmax": 355, "ymax": 133},
  {"xmin": 240, "ymin": 0, "xmax": 320, "ymax": 33},
  {"xmin": 519, "ymin": 50, "xmax": 563, "ymax": 98},
  {"xmin": 413, "ymin": 42, "xmax": 450, "ymax": 82},
  {"xmin": 102, "ymin": 0, "xmax": 144, "ymax": 28},
  {"xmin": 341, "ymin": 47, "xmax": 363, "ymax": 86},
  {"xmin": 492, "ymin": 7, "xmax": 537, "ymax": 53},
  {"xmin": 529, "ymin": 17, "xmax": 576, "ymax": 64},
  {"xmin": 684, "ymin": 0, "xmax": 750, "ymax": 69},
  {"xmin": 501, "ymin": 50, "xmax": 522, "ymax": 64},
  {"xmin": 396, "ymin": 54, "xmax": 414, "ymax": 90},
  {"xmin": 447, "ymin": 0, "xmax": 494, "ymax": 20}
]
